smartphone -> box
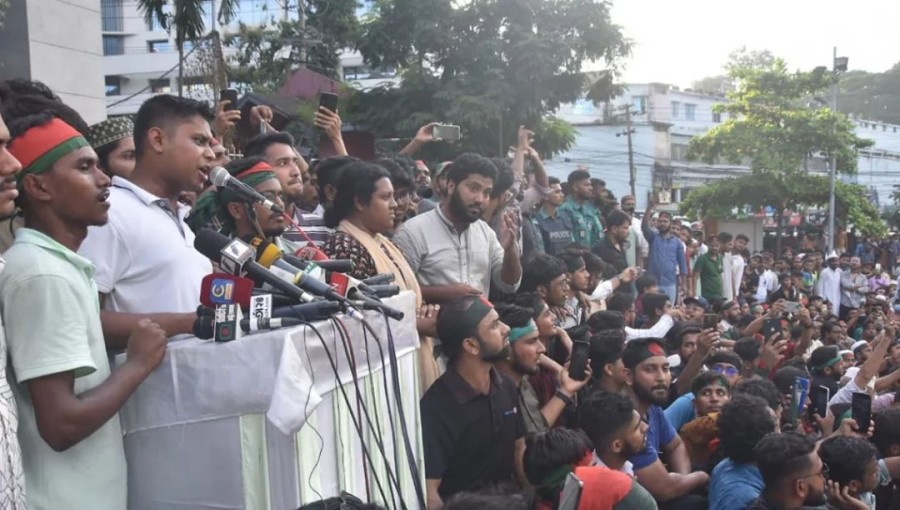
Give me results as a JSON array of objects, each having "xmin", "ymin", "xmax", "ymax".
[
  {"xmin": 220, "ymin": 88, "xmax": 238, "ymax": 111},
  {"xmin": 852, "ymin": 392, "xmax": 872, "ymax": 434},
  {"xmin": 791, "ymin": 377, "xmax": 809, "ymax": 422},
  {"xmin": 809, "ymin": 385, "xmax": 830, "ymax": 419},
  {"xmin": 762, "ymin": 318, "xmax": 782, "ymax": 340},
  {"xmin": 568, "ymin": 340, "xmax": 590, "ymax": 381},
  {"xmin": 703, "ymin": 313, "xmax": 718, "ymax": 330},
  {"xmin": 432, "ymin": 124, "xmax": 461, "ymax": 141},
  {"xmin": 783, "ymin": 301, "xmax": 802, "ymax": 314},
  {"xmin": 319, "ymin": 92, "xmax": 339, "ymax": 113},
  {"xmin": 558, "ymin": 472, "xmax": 583, "ymax": 510}
]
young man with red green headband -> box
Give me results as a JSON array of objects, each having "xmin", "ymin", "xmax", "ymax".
[{"xmin": 0, "ymin": 113, "xmax": 168, "ymax": 509}]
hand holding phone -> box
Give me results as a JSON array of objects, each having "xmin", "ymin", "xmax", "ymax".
[
  {"xmin": 703, "ymin": 313, "xmax": 718, "ymax": 330},
  {"xmin": 220, "ymin": 89, "xmax": 238, "ymax": 111},
  {"xmin": 851, "ymin": 392, "xmax": 872, "ymax": 434},
  {"xmin": 568, "ymin": 340, "xmax": 590, "ymax": 381}
]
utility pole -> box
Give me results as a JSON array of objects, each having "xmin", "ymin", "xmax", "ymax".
[
  {"xmin": 617, "ymin": 104, "xmax": 637, "ymax": 197},
  {"xmin": 828, "ymin": 46, "xmax": 848, "ymax": 253}
]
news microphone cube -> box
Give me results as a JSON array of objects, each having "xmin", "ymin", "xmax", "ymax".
[{"xmin": 214, "ymin": 303, "xmax": 243, "ymax": 342}]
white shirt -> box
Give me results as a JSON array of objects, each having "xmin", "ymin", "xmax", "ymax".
[
  {"xmin": 730, "ymin": 253, "xmax": 745, "ymax": 300},
  {"xmin": 625, "ymin": 314, "xmax": 675, "ymax": 342},
  {"xmin": 79, "ymin": 177, "xmax": 212, "ymax": 316},
  {"xmin": 722, "ymin": 253, "xmax": 735, "ymax": 301},
  {"xmin": 755, "ymin": 269, "xmax": 777, "ymax": 302},
  {"xmin": 816, "ymin": 267, "xmax": 843, "ymax": 316}
]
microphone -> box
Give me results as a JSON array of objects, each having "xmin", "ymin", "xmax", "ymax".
[
  {"xmin": 200, "ymin": 273, "xmax": 254, "ymax": 308},
  {"xmin": 329, "ymin": 272, "xmax": 405, "ymax": 321},
  {"xmin": 365, "ymin": 284, "xmax": 401, "ymax": 299},
  {"xmin": 194, "ymin": 229, "xmax": 316, "ymax": 305},
  {"xmin": 362, "ymin": 273, "xmax": 395, "ymax": 286},
  {"xmin": 193, "ymin": 315, "xmax": 305, "ymax": 340},
  {"xmin": 270, "ymin": 301, "xmax": 342, "ymax": 321},
  {"xmin": 210, "ymin": 167, "xmax": 284, "ymax": 214},
  {"xmin": 252, "ymin": 241, "xmax": 365, "ymax": 320},
  {"xmin": 197, "ymin": 300, "xmax": 341, "ymax": 324},
  {"xmin": 285, "ymin": 254, "xmax": 353, "ymax": 274}
]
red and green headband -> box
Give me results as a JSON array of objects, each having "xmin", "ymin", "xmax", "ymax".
[{"xmin": 8, "ymin": 118, "xmax": 89, "ymax": 186}]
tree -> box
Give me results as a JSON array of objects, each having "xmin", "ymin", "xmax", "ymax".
[
  {"xmin": 344, "ymin": 0, "xmax": 631, "ymax": 159},
  {"xmin": 690, "ymin": 47, "xmax": 777, "ymax": 95},
  {"xmin": 138, "ymin": 0, "xmax": 239, "ymax": 96},
  {"xmin": 837, "ymin": 63, "xmax": 900, "ymax": 125},
  {"xmin": 682, "ymin": 55, "xmax": 876, "ymax": 251},
  {"xmin": 225, "ymin": 0, "xmax": 360, "ymax": 91}
]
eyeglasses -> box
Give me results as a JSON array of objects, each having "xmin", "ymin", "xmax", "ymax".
[
  {"xmin": 711, "ymin": 364, "xmax": 739, "ymax": 377},
  {"xmin": 258, "ymin": 190, "xmax": 285, "ymax": 203}
]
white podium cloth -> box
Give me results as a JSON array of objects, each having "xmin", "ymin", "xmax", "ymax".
[{"xmin": 117, "ymin": 292, "xmax": 424, "ymax": 510}]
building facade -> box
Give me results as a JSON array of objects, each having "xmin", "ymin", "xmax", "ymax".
[
  {"xmin": 549, "ymin": 83, "xmax": 900, "ymax": 212},
  {"xmin": 0, "ymin": 0, "xmax": 106, "ymax": 123}
]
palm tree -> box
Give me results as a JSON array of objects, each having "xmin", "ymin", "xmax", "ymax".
[{"xmin": 138, "ymin": 0, "xmax": 238, "ymax": 96}]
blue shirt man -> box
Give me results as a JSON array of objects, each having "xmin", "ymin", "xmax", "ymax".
[
  {"xmin": 641, "ymin": 207, "xmax": 686, "ymax": 303},
  {"xmin": 558, "ymin": 169, "xmax": 603, "ymax": 248}
]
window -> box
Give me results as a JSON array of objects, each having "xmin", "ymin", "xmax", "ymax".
[
  {"xmin": 105, "ymin": 76, "xmax": 121, "ymax": 96},
  {"xmin": 101, "ymin": 0, "xmax": 123, "ymax": 32},
  {"xmin": 671, "ymin": 144, "xmax": 689, "ymax": 161},
  {"xmin": 102, "ymin": 35, "xmax": 124, "ymax": 56},
  {"xmin": 150, "ymin": 79, "xmax": 171, "ymax": 93},
  {"xmin": 632, "ymin": 96, "xmax": 646, "ymax": 114},
  {"xmin": 684, "ymin": 103, "xmax": 696, "ymax": 121},
  {"xmin": 148, "ymin": 40, "xmax": 171, "ymax": 53},
  {"xmin": 671, "ymin": 101, "xmax": 680, "ymax": 119},
  {"xmin": 712, "ymin": 111, "xmax": 722, "ymax": 123}
]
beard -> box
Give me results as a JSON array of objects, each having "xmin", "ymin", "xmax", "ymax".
[
  {"xmin": 478, "ymin": 337, "xmax": 511, "ymax": 363},
  {"xmin": 449, "ymin": 188, "xmax": 482, "ymax": 224},
  {"xmin": 511, "ymin": 352, "xmax": 540, "ymax": 376},
  {"xmin": 802, "ymin": 486, "xmax": 827, "ymax": 507},
  {"xmin": 632, "ymin": 380, "xmax": 669, "ymax": 407}
]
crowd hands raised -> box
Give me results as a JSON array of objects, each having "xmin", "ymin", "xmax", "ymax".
[{"xmin": 0, "ymin": 79, "xmax": 898, "ymax": 510}]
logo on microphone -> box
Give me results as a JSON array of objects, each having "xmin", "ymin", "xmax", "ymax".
[{"xmin": 209, "ymin": 278, "xmax": 236, "ymax": 304}]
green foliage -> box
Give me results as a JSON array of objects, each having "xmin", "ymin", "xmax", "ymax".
[
  {"xmin": 691, "ymin": 47, "xmax": 777, "ymax": 95},
  {"xmin": 680, "ymin": 175, "xmax": 887, "ymax": 238},
  {"xmin": 224, "ymin": 0, "xmax": 360, "ymax": 90},
  {"xmin": 345, "ymin": 0, "xmax": 630, "ymax": 157},
  {"xmin": 682, "ymin": 52, "xmax": 884, "ymax": 237},
  {"xmin": 139, "ymin": 0, "xmax": 238, "ymax": 47}
]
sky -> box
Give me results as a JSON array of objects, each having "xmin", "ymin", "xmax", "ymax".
[{"xmin": 610, "ymin": 0, "xmax": 900, "ymax": 87}]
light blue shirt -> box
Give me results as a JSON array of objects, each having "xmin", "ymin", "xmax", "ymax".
[{"xmin": 664, "ymin": 392, "xmax": 696, "ymax": 432}]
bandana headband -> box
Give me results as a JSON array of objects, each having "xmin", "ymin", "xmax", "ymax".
[
  {"xmin": 509, "ymin": 320, "xmax": 537, "ymax": 342},
  {"xmin": 8, "ymin": 118, "xmax": 89, "ymax": 184},
  {"xmin": 235, "ymin": 161, "xmax": 274, "ymax": 180},
  {"xmin": 460, "ymin": 296, "xmax": 494, "ymax": 333}
]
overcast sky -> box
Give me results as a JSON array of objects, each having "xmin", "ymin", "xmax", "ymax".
[{"xmin": 611, "ymin": 0, "xmax": 900, "ymax": 87}]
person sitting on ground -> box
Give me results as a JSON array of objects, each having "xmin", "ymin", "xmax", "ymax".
[
  {"xmin": 494, "ymin": 304, "xmax": 589, "ymax": 435},
  {"xmin": 525, "ymin": 425, "xmax": 657, "ymax": 510},
  {"xmin": 818, "ymin": 435, "xmax": 900, "ymax": 510},
  {"xmin": 747, "ymin": 433, "xmax": 827, "ymax": 510},
  {"xmin": 678, "ymin": 372, "xmax": 732, "ymax": 468},
  {"xmin": 622, "ymin": 339, "xmax": 709, "ymax": 508},
  {"xmin": 708, "ymin": 394, "xmax": 779, "ymax": 510},
  {"xmin": 420, "ymin": 296, "xmax": 526, "ymax": 509}
]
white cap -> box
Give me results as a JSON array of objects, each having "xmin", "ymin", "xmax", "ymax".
[
  {"xmin": 826, "ymin": 250, "xmax": 839, "ymax": 260},
  {"xmin": 851, "ymin": 340, "xmax": 868, "ymax": 353}
]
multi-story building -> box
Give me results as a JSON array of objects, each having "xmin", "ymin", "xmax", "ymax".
[
  {"xmin": 100, "ymin": 0, "xmax": 396, "ymax": 115},
  {"xmin": 0, "ymin": 0, "xmax": 106, "ymax": 123},
  {"xmin": 549, "ymin": 83, "xmax": 900, "ymax": 212}
]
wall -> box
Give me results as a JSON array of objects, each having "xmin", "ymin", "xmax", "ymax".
[{"xmin": 25, "ymin": 0, "xmax": 106, "ymax": 123}]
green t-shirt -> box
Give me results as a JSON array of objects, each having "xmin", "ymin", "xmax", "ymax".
[
  {"xmin": 0, "ymin": 229, "xmax": 127, "ymax": 510},
  {"xmin": 693, "ymin": 252, "xmax": 724, "ymax": 301}
]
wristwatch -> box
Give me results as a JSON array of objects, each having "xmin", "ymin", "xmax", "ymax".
[{"xmin": 555, "ymin": 389, "xmax": 574, "ymax": 406}]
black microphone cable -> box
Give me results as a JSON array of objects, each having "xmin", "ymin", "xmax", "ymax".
[
  {"xmin": 305, "ymin": 322, "xmax": 390, "ymax": 506},
  {"xmin": 369, "ymin": 312, "xmax": 427, "ymax": 510},
  {"xmin": 330, "ymin": 317, "xmax": 406, "ymax": 509}
]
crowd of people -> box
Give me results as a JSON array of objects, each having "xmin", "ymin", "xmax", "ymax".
[{"xmin": 0, "ymin": 78, "xmax": 897, "ymax": 510}]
